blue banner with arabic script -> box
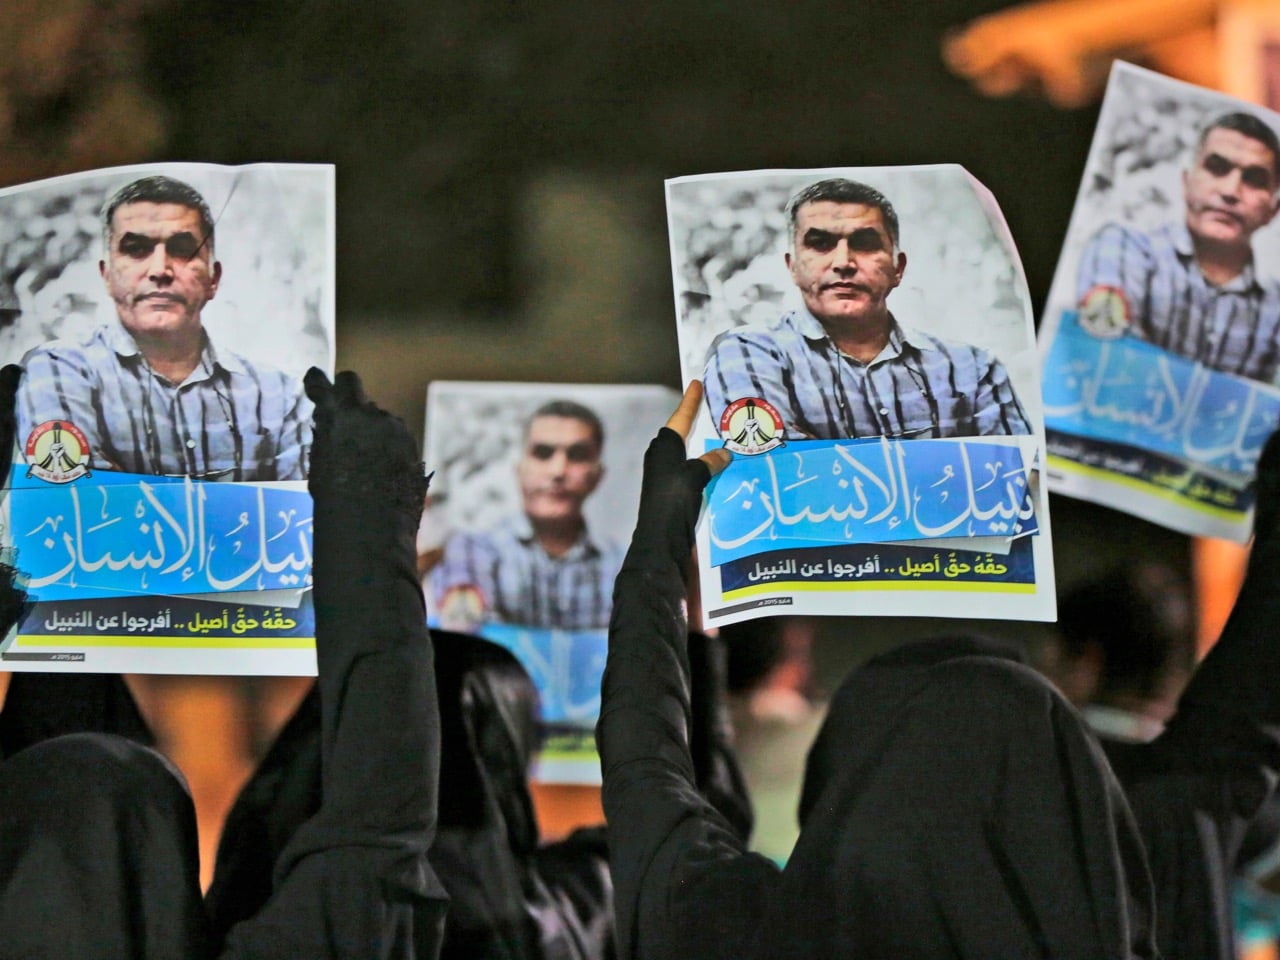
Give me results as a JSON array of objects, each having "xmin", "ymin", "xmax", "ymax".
[
  {"xmin": 716, "ymin": 537, "xmax": 1037, "ymax": 596},
  {"xmin": 1046, "ymin": 430, "xmax": 1253, "ymax": 513},
  {"xmin": 703, "ymin": 437, "xmax": 1034, "ymax": 567},
  {"xmin": 1043, "ymin": 311, "xmax": 1280, "ymax": 477},
  {"xmin": 8, "ymin": 469, "xmax": 312, "ymax": 602},
  {"xmin": 468, "ymin": 623, "xmax": 607, "ymax": 727},
  {"xmin": 13, "ymin": 594, "xmax": 312, "ymax": 644}
]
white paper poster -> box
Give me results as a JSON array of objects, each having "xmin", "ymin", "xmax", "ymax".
[{"xmin": 669, "ymin": 166, "xmax": 1055, "ymax": 626}]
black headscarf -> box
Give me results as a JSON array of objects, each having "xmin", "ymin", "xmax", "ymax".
[
  {"xmin": 0, "ymin": 733, "xmax": 212, "ymax": 960},
  {"xmin": 756, "ymin": 638, "xmax": 1157, "ymax": 958},
  {"xmin": 600, "ymin": 425, "xmax": 1160, "ymax": 960}
]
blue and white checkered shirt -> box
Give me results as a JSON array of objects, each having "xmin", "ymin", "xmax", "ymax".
[
  {"xmin": 431, "ymin": 514, "xmax": 622, "ymax": 631},
  {"xmin": 1076, "ymin": 221, "xmax": 1280, "ymax": 382},
  {"xmin": 702, "ymin": 308, "xmax": 1031, "ymax": 440},
  {"xmin": 18, "ymin": 322, "xmax": 311, "ymax": 480}
]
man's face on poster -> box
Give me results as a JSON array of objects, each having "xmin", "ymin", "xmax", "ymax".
[
  {"xmin": 1183, "ymin": 128, "xmax": 1280, "ymax": 249},
  {"xmin": 101, "ymin": 201, "xmax": 221, "ymax": 342},
  {"xmin": 517, "ymin": 415, "xmax": 603, "ymax": 525},
  {"xmin": 786, "ymin": 201, "xmax": 906, "ymax": 327}
]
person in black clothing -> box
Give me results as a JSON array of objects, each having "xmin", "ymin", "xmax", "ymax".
[
  {"xmin": 1053, "ymin": 559, "xmax": 1280, "ymax": 959},
  {"xmin": 209, "ymin": 623, "xmax": 747, "ymax": 960},
  {"xmin": 0, "ymin": 367, "xmax": 448, "ymax": 958},
  {"xmin": 598, "ymin": 380, "xmax": 1158, "ymax": 959},
  {"xmin": 601, "ymin": 378, "xmax": 1280, "ymax": 960},
  {"xmin": 1097, "ymin": 429, "xmax": 1280, "ymax": 960},
  {"xmin": 0, "ymin": 364, "xmax": 748, "ymax": 960}
]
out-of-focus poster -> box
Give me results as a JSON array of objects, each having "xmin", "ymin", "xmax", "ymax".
[
  {"xmin": 0, "ymin": 162, "xmax": 334, "ymax": 674},
  {"xmin": 1039, "ymin": 62, "xmax": 1280, "ymax": 541},
  {"xmin": 420, "ymin": 381, "xmax": 677, "ymax": 783},
  {"xmin": 669, "ymin": 166, "xmax": 1055, "ymax": 627}
]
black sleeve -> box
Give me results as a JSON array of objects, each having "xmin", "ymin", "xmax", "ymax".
[
  {"xmin": 1169, "ymin": 425, "xmax": 1280, "ymax": 783},
  {"xmin": 220, "ymin": 371, "xmax": 448, "ymax": 960},
  {"xmin": 1120, "ymin": 432, "xmax": 1280, "ymax": 959},
  {"xmin": 596, "ymin": 428, "xmax": 777, "ymax": 960},
  {"xmin": 688, "ymin": 629, "xmax": 753, "ymax": 843}
]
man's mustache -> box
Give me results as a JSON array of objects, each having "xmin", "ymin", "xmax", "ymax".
[
  {"xmin": 820, "ymin": 280, "xmax": 872, "ymax": 294},
  {"xmin": 1199, "ymin": 205, "xmax": 1245, "ymax": 225},
  {"xmin": 133, "ymin": 292, "xmax": 189, "ymax": 306}
]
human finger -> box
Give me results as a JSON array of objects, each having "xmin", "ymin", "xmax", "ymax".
[
  {"xmin": 303, "ymin": 367, "xmax": 333, "ymax": 407},
  {"xmin": 0, "ymin": 364, "xmax": 22, "ymax": 400},
  {"xmin": 332, "ymin": 370, "xmax": 368, "ymax": 407},
  {"xmin": 664, "ymin": 380, "xmax": 705, "ymax": 441},
  {"xmin": 699, "ymin": 447, "xmax": 731, "ymax": 478}
]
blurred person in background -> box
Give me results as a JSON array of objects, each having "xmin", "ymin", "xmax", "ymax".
[
  {"xmin": 723, "ymin": 615, "xmax": 824, "ymax": 866},
  {"xmin": 1048, "ymin": 561, "xmax": 1280, "ymax": 958},
  {"xmin": 1049, "ymin": 561, "xmax": 1197, "ymax": 742}
]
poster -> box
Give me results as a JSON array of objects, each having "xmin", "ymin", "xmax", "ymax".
[
  {"xmin": 420, "ymin": 381, "xmax": 677, "ymax": 783},
  {"xmin": 0, "ymin": 162, "xmax": 334, "ymax": 674},
  {"xmin": 669, "ymin": 166, "xmax": 1055, "ymax": 626},
  {"xmin": 1039, "ymin": 62, "xmax": 1280, "ymax": 540}
]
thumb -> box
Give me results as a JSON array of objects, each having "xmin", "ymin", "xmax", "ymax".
[{"xmin": 303, "ymin": 367, "xmax": 333, "ymax": 408}]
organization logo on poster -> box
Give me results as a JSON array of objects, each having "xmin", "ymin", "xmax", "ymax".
[
  {"xmin": 25, "ymin": 420, "xmax": 91, "ymax": 484},
  {"xmin": 719, "ymin": 397, "xmax": 784, "ymax": 455},
  {"xmin": 1078, "ymin": 286, "xmax": 1130, "ymax": 340}
]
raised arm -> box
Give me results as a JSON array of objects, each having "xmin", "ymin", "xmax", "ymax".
[
  {"xmin": 1174, "ymin": 427, "xmax": 1280, "ymax": 735},
  {"xmin": 1120, "ymin": 427, "xmax": 1280, "ymax": 958},
  {"xmin": 597, "ymin": 381, "xmax": 777, "ymax": 960},
  {"xmin": 221, "ymin": 370, "xmax": 446, "ymax": 959}
]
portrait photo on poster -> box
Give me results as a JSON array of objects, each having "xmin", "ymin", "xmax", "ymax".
[
  {"xmin": 1039, "ymin": 63, "xmax": 1280, "ymax": 541},
  {"xmin": 668, "ymin": 166, "xmax": 1042, "ymax": 447},
  {"xmin": 0, "ymin": 162, "xmax": 334, "ymax": 483},
  {"xmin": 1047, "ymin": 63, "xmax": 1280, "ymax": 386},
  {"xmin": 419, "ymin": 381, "xmax": 678, "ymax": 634}
]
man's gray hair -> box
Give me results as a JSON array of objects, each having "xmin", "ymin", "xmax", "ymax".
[
  {"xmin": 1197, "ymin": 112, "xmax": 1280, "ymax": 180},
  {"xmin": 102, "ymin": 175, "xmax": 216, "ymax": 253},
  {"xmin": 785, "ymin": 178, "xmax": 900, "ymax": 249}
]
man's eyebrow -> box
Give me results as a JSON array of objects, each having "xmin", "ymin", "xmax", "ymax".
[
  {"xmin": 847, "ymin": 226, "xmax": 886, "ymax": 246},
  {"xmin": 116, "ymin": 229, "xmax": 211, "ymax": 253},
  {"xmin": 801, "ymin": 226, "xmax": 887, "ymax": 245},
  {"xmin": 1204, "ymin": 152, "xmax": 1274, "ymax": 175},
  {"xmin": 801, "ymin": 227, "xmax": 837, "ymax": 245}
]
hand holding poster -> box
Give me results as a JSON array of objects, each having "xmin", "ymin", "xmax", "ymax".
[
  {"xmin": 1040, "ymin": 62, "xmax": 1280, "ymax": 540},
  {"xmin": 671, "ymin": 167, "xmax": 1055, "ymax": 625},
  {"xmin": 421, "ymin": 381, "xmax": 677, "ymax": 782},
  {"xmin": 0, "ymin": 162, "xmax": 334, "ymax": 674}
]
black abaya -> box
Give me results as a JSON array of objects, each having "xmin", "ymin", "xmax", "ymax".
[
  {"xmin": 597, "ymin": 425, "xmax": 1159, "ymax": 960},
  {"xmin": 0, "ymin": 370, "xmax": 448, "ymax": 959}
]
